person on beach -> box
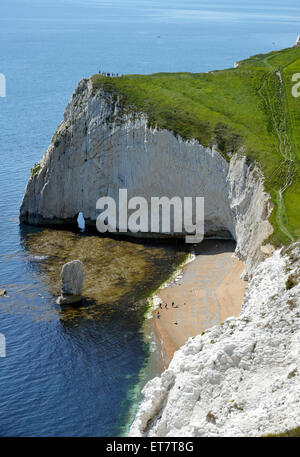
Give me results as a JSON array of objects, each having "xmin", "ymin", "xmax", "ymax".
[
  {"xmin": 157, "ymin": 312, "xmax": 160, "ymax": 319},
  {"xmin": 172, "ymin": 301, "xmax": 175, "ymax": 308},
  {"xmin": 165, "ymin": 303, "xmax": 168, "ymax": 309},
  {"xmin": 159, "ymin": 303, "xmax": 162, "ymax": 309}
]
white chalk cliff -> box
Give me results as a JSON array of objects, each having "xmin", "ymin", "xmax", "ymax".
[
  {"xmin": 20, "ymin": 77, "xmax": 299, "ymax": 436},
  {"xmin": 20, "ymin": 78, "xmax": 272, "ymax": 278},
  {"xmin": 130, "ymin": 243, "xmax": 300, "ymax": 437}
]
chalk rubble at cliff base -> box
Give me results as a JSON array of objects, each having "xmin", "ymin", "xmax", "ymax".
[{"xmin": 129, "ymin": 243, "xmax": 300, "ymax": 437}]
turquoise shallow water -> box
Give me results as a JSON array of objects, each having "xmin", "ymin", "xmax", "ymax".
[{"xmin": 0, "ymin": 0, "xmax": 300, "ymax": 437}]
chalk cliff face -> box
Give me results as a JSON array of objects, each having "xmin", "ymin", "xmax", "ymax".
[
  {"xmin": 20, "ymin": 77, "xmax": 299, "ymax": 437},
  {"xmin": 20, "ymin": 78, "xmax": 272, "ymax": 278},
  {"xmin": 130, "ymin": 243, "xmax": 300, "ymax": 437}
]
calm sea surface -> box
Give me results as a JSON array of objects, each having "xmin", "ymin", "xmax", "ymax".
[{"xmin": 0, "ymin": 0, "xmax": 299, "ymax": 437}]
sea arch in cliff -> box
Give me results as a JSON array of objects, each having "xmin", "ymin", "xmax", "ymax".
[{"xmin": 20, "ymin": 45, "xmax": 300, "ymax": 276}]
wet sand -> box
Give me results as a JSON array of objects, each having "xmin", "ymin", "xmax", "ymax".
[{"xmin": 153, "ymin": 240, "xmax": 247, "ymax": 368}]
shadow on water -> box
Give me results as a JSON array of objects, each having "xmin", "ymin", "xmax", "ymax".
[{"xmin": 19, "ymin": 224, "xmax": 190, "ymax": 308}]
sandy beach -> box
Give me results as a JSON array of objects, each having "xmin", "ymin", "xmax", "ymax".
[{"xmin": 153, "ymin": 240, "xmax": 247, "ymax": 368}]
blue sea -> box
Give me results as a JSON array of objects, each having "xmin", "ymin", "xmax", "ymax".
[{"xmin": 0, "ymin": 0, "xmax": 299, "ymax": 437}]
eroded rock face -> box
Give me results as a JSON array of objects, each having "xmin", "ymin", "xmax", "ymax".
[
  {"xmin": 129, "ymin": 243, "xmax": 300, "ymax": 437},
  {"xmin": 226, "ymin": 155, "xmax": 273, "ymax": 279},
  {"xmin": 20, "ymin": 80, "xmax": 233, "ymax": 236},
  {"xmin": 56, "ymin": 260, "xmax": 84, "ymax": 305},
  {"xmin": 19, "ymin": 78, "xmax": 272, "ymax": 278}
]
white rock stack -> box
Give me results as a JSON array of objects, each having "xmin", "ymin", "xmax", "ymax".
[
  {"xmin": 56, "ymin": 260, "xmax": 84, "ymax": 305},
  {"xmin": 297, "ymin": 35, "xmax": 300, "ymax": 46}
]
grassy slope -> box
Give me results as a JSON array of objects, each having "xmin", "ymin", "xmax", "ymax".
[
  {"xmin": 92, "ymin": 46, "xmax": 300, "ymax": 246},
  {"xmin": 282, "ymin": 60, "xmax": 300, "ymax": 240}
]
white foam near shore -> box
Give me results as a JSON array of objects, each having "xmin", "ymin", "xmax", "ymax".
[
  {"xmin": 144, "ymin": 252, "xmax": 196, "ymax": 320},
  {"xmin": 158, "ymin": 252, "xmax": 196, "ymax": 290}
]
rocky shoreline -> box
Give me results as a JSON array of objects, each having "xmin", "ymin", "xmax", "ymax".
[{"xmin": 130, "ymin": 243, "xmax": 300, "ymax": 437}]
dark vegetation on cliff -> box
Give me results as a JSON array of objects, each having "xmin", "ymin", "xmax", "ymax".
[
  {"xmin": 92, "ymin": 46, "xmax": 300, "ymax": 247},
  {"xmin": 264, "ymin": 426, "xmax": 300, "ymax": 437}
]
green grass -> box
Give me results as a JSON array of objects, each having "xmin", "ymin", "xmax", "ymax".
[
  {"xmin": 281, "ymin": 60, "xmax": 300, "ymax": 240},
  {"xmin": 92, "ymin": 45, "xmax": 300, "ymax": 246},
  {"xmin": 31, "ymin": 163, "xmax": 41, "ymax": 177}
]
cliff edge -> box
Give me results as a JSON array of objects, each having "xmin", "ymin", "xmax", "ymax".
[
  {"xmin": 20, "ymin": 78, "xmax": 272, "ymax": 278},
  {"xmin": 19, "ymin": 45, "xmax": 300, "ymax": 437}
]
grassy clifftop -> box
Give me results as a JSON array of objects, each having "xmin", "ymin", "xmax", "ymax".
[{"xmin": 92, "ymin": 46, "xmax": 300, "ymax": 246}]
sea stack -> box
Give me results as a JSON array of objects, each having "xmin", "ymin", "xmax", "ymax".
[
  {"xmin": 297, "ymin": 35, "xmax": 300, "ymax": 46},
  {"xmin": 56, "ymin": 260, "xmax": 84, "ymax": 305}
]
